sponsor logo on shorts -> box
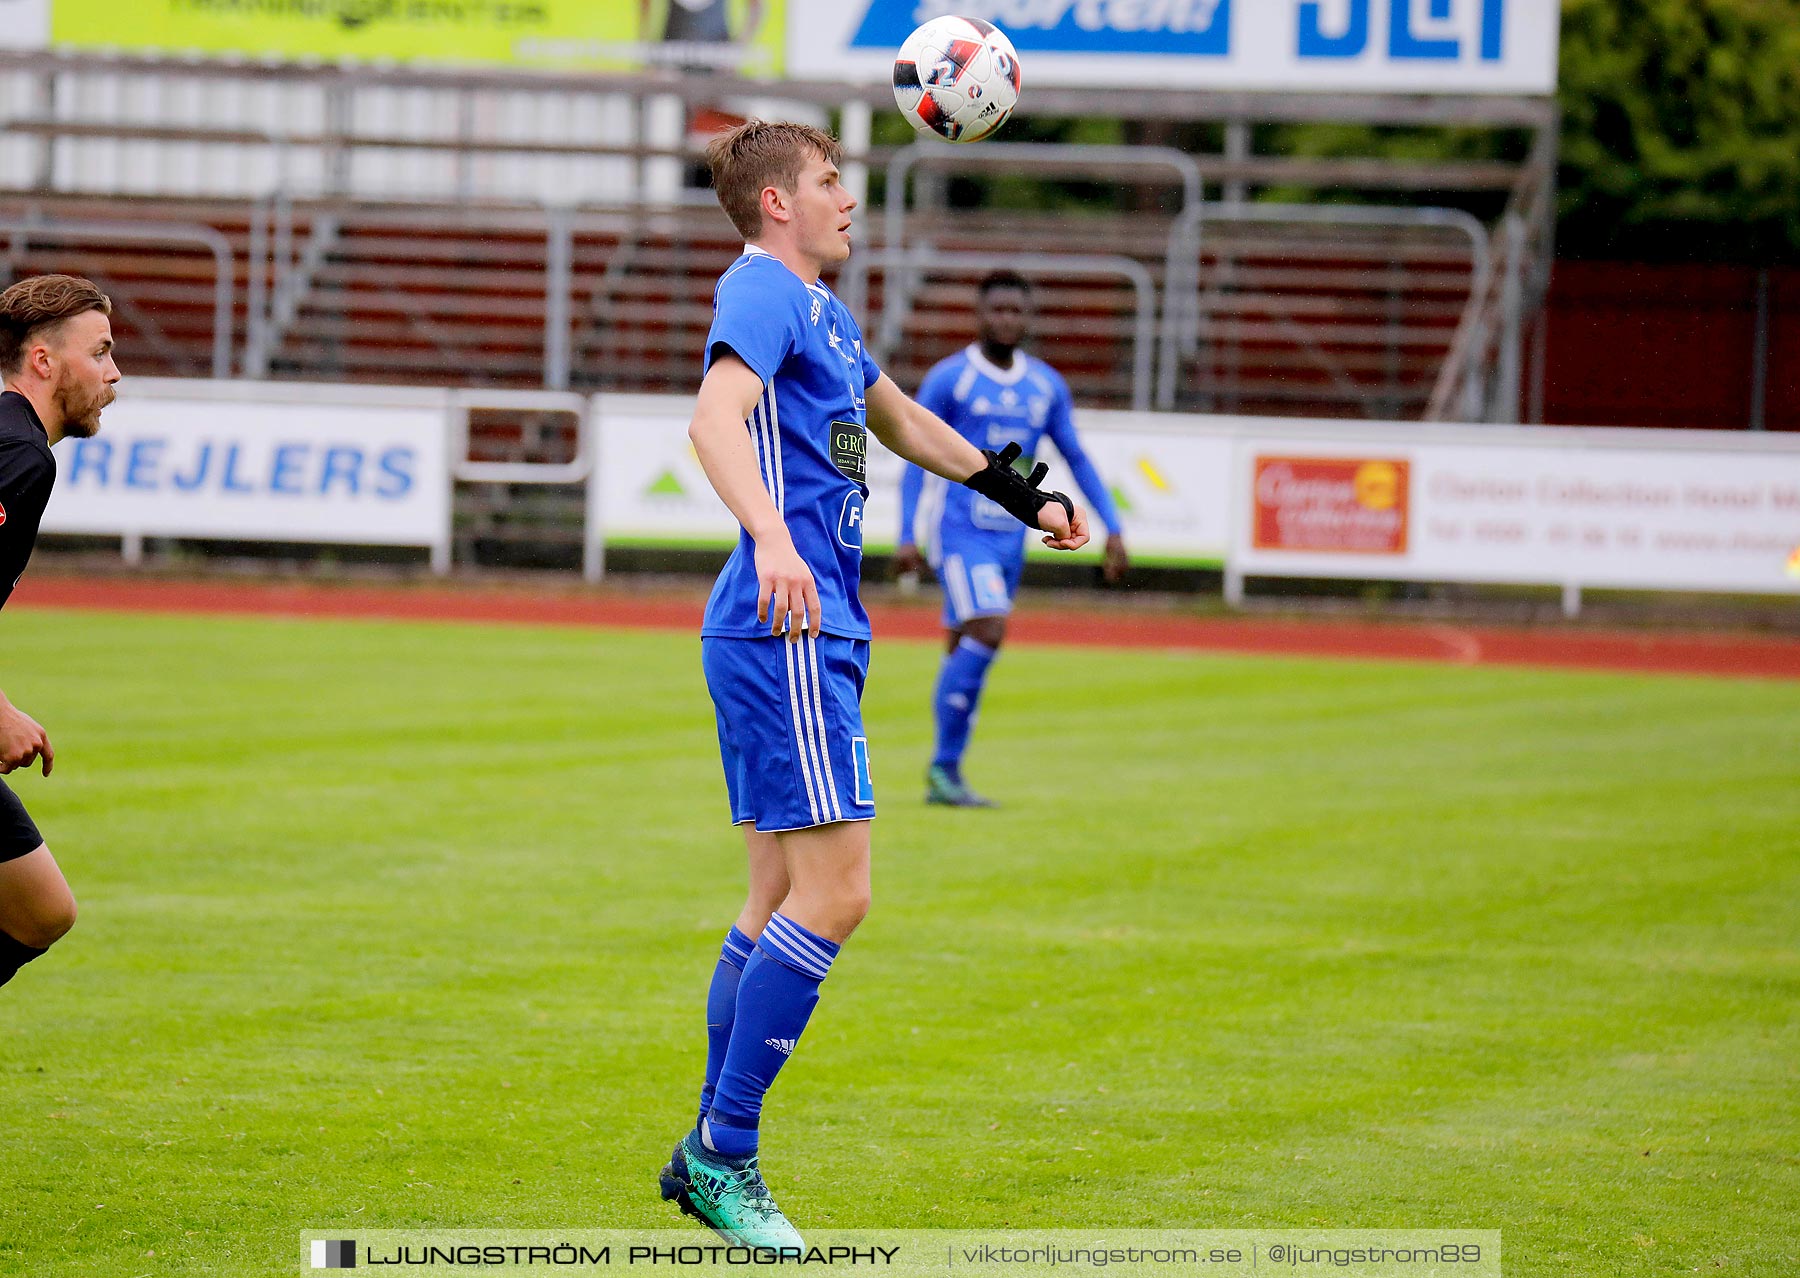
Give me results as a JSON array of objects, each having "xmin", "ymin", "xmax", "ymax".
[{"xmin": 765, "ymin": 1037, "xmax": 796, "ymax": 1055}]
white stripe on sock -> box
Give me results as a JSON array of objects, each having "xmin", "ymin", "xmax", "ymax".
[
  {"xmin": 762, "ymin": 923, "xmax": 828, "ymax": 978},
  {"xmin": 766, "ymin": 913, "xmax": 835, "ymax": 970},
  {"xmin": 764, "ymin": 914, "xmax": 834, "ymax": 977}
]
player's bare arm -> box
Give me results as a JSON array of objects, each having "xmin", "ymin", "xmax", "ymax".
[
  {"xmin": 687, "ymin": 353, "xmax": 822, "ymax": 640},
  {"xmin": 0, "ymin": 691, "xmax": 50, "ymax": 776},
  {"xmin": 864, "ymin": 373, "xmax": 1090, "ymax": 551}
]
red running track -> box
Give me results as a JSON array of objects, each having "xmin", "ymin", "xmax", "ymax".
[{"xmin": 14, "ymin": 574, "xmax": 1800, "ymax": 680}]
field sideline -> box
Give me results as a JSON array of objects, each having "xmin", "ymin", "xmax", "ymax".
[
  {"xmin": 0, "ymin": 601, "xmax": 1794, "ymax": 1277},
  {"xmin": 16, "ymin": 573, "xmax": 1800, "ymax": 679}
]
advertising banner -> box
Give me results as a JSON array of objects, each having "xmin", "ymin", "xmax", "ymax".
[
  {"xmin": 787, "ymin": 0, "xmax": 1558, "ymax": 93},
  {"xmin": 43, "ymin": 384, "xmax": 451, "ymax": 549},
  {"xmin": 50, "ymin": 0, "xmax": 787, "ymax": 76},
  {"xmin": 595, "ymin": 398, "xmax": 1233, "ymax": 565},
  {"xmin": 0, "ymin": 0, "xmax": 48, "ymax": 49},
  {"xmin": 1251, "ymin": 455, "xmax": 1409, "ymax": 555},
  {"xmin": 598, "ymin": 399, "xmax": 1800, "ymax": 593},
  {"xmin": 594, "ymin": 393, "xmax": 931, "ymax": 557},
  {"xmin": 1231, "ymin": 430, "xmax": 1800, "ymax": 595},
  {"xmin": 37, "ymin": 383, "xmax": 1800, "ymax": 600},
  {"xmin": 594, "ymin": 394, "xmax": 744, "ymax": 549},
  {"xmin": 1012, "ymin": 413, "xmax": 1232, "ymax": 564}
]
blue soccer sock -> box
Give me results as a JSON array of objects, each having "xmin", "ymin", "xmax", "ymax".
[
  {"xmin": 932, "ymin": 635, "xmax": 998, "ymax": 775},
  {"xmin": 697, "ymin": 925, "xmax": 757, "ymax": 1127},
  {"xmin": 702, "ymin": 912, "xmax": 840, "ymax": 1159}
]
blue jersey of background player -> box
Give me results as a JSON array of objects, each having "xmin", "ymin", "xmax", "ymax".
[
  {"xmin": 663, "ymin": 121, "xmax": 1090, "ymax": 1250},
  {"xmin": 895, "ymin": 272, "xmax": 1128, "ymax": 807}
]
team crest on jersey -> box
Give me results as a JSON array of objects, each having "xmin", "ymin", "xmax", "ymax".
[
  {"xmin": 830, "ymin": 420, "xmax": 867, "ymax": 483},
  {"xmin": 0, "ymin": 500, "xmax": 7, "ymax": 527},
  {"xmin": 826, "ymin": 325, "xmax": 862, "ymax": 365}
]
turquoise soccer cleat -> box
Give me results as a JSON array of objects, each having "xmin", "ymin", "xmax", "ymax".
[
  {"xmin": 926, "ymin": 764, "xmax": 997, "ymax": 808},
  {"xmin": 659, "ymin": 1132, "xmax": 804, "ymax": 1251}
]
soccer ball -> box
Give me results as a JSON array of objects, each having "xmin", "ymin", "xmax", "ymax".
[{"xmin": 892, "ymin": 17, "xmax": 1022, "ymax": 144}]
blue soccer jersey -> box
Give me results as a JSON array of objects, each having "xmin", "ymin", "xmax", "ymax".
[
  {"xmin": 898, "ymin": 345, "xmax": 1121, "ymax": 559},
  {"xmin": 700, "ymin": 247, "xmax": 884, "ymax": 640}
]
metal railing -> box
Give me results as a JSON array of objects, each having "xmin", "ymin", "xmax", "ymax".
[
  {"xmin": 448, "ymin": 388, "xmax": 600, "ymax": 580},
  {"xmin": 0, "ymin": 216, "xmax": 234, "ymax": 378},
  {"xmin": 2, "ymin": 193, "xmax": 1519, "ymax": 425},
  {"xmin": 1425, "ymin": 123, "xmax": 1559, "ymax": 422},
  {"xmin": 842, "ymin": 247, "xmax": 1157, "ymax": 412},
  {"xmin": 879, "ymin": 142, "xmax": 1205, "ymax": 365},
  {"xmin": 1159, "ymin": 202, "xmax": 1492, "ymax": 416}
]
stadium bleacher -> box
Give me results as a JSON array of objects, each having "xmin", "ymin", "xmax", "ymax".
[
  {"xmin": 0, "ymin": 192, "xmax": 1495, "ymax": 421},
  {"xmin": 0, "ymin": 52, "xmax": 1555, "ymax": 424}
]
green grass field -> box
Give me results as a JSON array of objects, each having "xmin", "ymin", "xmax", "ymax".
[{"xmin": 0, "ymin": 607, "xmax": 1795, "ymax": 1277}]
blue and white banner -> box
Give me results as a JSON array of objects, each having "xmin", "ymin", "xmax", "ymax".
[
  {"xmin": 788, "ymin": 0, "xmax": 1558, "ymax": 93},
  {"xmin": 43, "ymin": 382, "xmax": 451, "ymax": 549}
]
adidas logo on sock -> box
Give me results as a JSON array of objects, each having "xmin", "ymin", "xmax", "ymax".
[{"xmin": 764, "ymin": 1037, "xmax": 796, "ymax": 1055}]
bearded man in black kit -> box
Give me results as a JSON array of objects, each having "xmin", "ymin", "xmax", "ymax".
[{"xmin": 0, "ymin": 273, "xmax": 121, "ymax": 990}]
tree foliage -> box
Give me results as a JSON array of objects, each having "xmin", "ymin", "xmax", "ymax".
[{"xmin": 1557, "ymin": 0, "xmax": 1800, "ymax": 260}]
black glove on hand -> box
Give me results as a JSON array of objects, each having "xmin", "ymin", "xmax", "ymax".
[{"xmin": 962, "ymin": 442, "xmax": 1074, "ymax": 531}]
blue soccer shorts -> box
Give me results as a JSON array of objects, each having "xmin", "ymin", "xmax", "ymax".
[
  {"xmin": 702, "ymin": 634, "xmax": 876, "ymax": 832},
  {"xmin": 931, "ymin": 544, "xmax": 1027, "ymax": 629}
]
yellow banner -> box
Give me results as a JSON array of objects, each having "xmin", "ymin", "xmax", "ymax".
[{"xmin": 53, "ymin": 0, "xmax": 785, "ymax": 76}]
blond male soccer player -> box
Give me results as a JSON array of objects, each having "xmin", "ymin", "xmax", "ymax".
[
  {"xmin": 0, "ymin": 274, "xmax": 120, "ymax": 991},
  {"xmin": 660, "ymin": 121, "xmax": 1089, "ymax": 1249}
]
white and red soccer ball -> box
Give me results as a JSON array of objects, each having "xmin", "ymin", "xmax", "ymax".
[{"xmin": 892, "ymin": 16, "xmax": 1022, "ymax": 144}]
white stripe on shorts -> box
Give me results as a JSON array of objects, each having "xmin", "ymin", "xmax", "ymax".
[
  {"xmin": 944, "ymin": 553, "xmax": 975, "ymax": 623},
  {"xmin": 804, "ymin": 634, "xmax": 843, "ymax": 823},
  {"xmin": 783, "ymin": 639, "xmax": 822, "ymax": 824},
  {"xmin": 789, "ymin": 637, "xmax": 834, "ymax": 825}
]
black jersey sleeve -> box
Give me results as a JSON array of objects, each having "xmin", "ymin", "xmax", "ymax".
[{"xmin": 0, "ymin": 439, "xmax": 56, "ymax": 611}]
